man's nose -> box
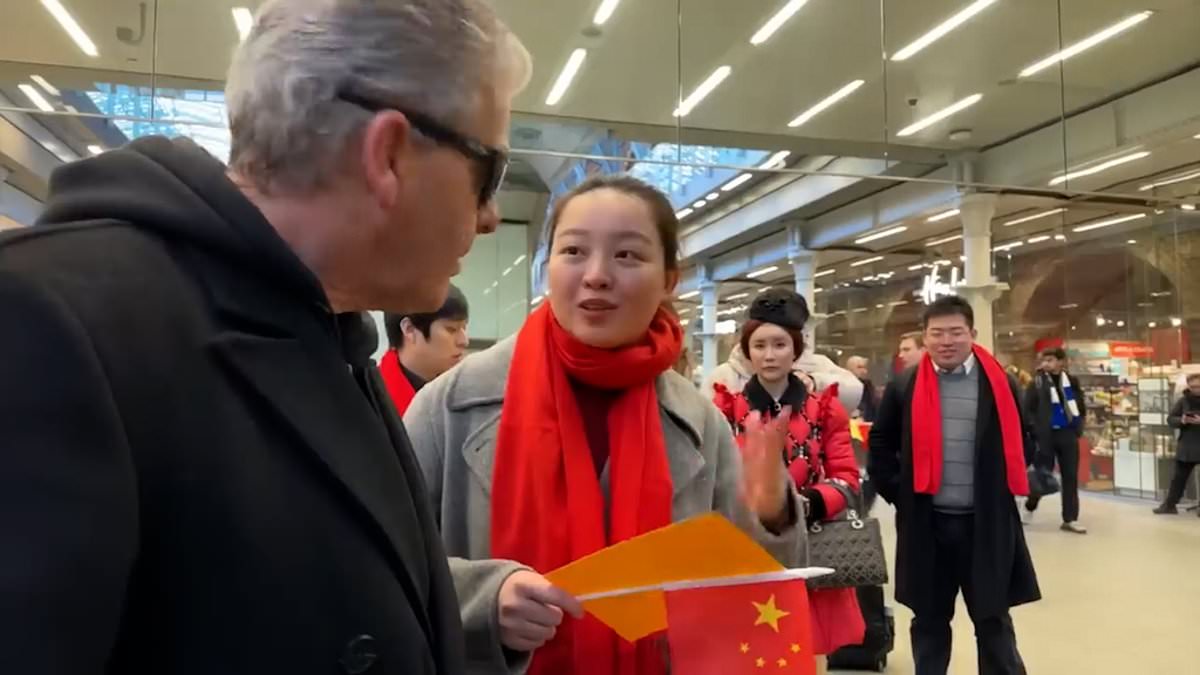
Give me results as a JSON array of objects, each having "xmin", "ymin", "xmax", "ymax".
[{"xmin": 476, "ymin": 199, "xmax": 500, "ymax": 235}]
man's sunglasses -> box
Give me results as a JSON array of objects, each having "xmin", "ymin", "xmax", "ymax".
[{"xmin": 337, "ymin": 90, "xmax": 508, "ymax": 208}]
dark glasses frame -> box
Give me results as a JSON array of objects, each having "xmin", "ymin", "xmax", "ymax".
[{"xmin": 337, "ymin": 89, "xmax": 508, "ymax": 207}]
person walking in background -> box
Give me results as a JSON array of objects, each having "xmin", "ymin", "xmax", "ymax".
[
  {"xmin": 869, "ymin": 296, "xmax": 1039, "ymax": 675},
  {"xmin": 701, "ymin": 322, "xmax": 863, "ymax": 413},
  {"xmin": 847, "ymin": 355, "xmax": 879, "ymax": 421},
  {"xmin": 712, "ymin": 288, "xmax": 864, "ymax": 674},
  {"xmin": 1022, "ymin": 347, "xmax": 1088, "ymax": 533},
  {"xmin": 1154, "ymin": 373, "xmax": 1200, "ymax": 516},
  {"xmin": 897, "ymin": 331, "xmax": 926, "ymax": 372},
  {"xmin": 405, "ymin": 175, "xmax": 805, "ymax": 674},
  {"xmin": 380, "ymin": 284, "xmax": 470, "ymax": 415}
]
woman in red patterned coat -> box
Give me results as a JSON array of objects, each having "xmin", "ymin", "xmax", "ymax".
[{"xmin": 714, "ymin": 289, "xmax": 865, "ymax": 671}]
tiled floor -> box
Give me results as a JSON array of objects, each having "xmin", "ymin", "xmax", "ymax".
[{"xmin": 831, "ymin": 493, "xmax": 1200, "ymax": 674}]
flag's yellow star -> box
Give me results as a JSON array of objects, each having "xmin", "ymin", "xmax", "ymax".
[
  {"xmin": 777, "ymin": 657, "xmax": 788, "ymax": 668},
  {"xmin": 790, "ymin": 643, "xmax": 801, "ymax": 654},
  {"xmin": 752, "ymin": 594, "xmax": 791, "ymax": 632},
  {"xmin": 740, "ymin": 642, "xmax": 750, "ymax": 654},
  {"xmin": 755, "ymin": 657, "xmax": 766, "ymax": 668}
]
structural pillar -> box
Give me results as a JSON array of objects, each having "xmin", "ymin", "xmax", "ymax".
[
  {"xmin": 699, "ymin": 266, "xmax": 719, "ymax": 375},
  {"xmin": 788, "ymin": 224, "xmax": 824, "ymax": 354},
  {"xmin": 956, "ymin": 192, "xmax": 1007, "ymax": 350}
]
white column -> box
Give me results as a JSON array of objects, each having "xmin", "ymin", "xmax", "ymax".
[
  {"xmin": 956, "ymin": 192, "xmax": 1006, "ymax": 350},
  {"xmin": 790, "ymin": 248, "xmax": 818, "ymax": 353},
  {"xmin": 700, "ymin": 278, "xmax": 719, "ymax": 374}
]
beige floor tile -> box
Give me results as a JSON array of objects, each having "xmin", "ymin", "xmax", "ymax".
[{"xmin": 831, "ymin": 493, "xmax": 1200, "ymax": 674}]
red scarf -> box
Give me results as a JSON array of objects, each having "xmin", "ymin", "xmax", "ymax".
[
  {"xmin": 491, "ymin": 304, "xmax": 682, "ymax": 675},
  {"xmin": 379, "ymin": 348, "xmax": 417, "ymax": 416},
  {"xmin": 911, "ymin": 345, "xmax": 1028, "ymax": 497}
]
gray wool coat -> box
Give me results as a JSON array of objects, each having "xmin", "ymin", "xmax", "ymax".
[{"xmin": 404, "ymin": 336, "xmax": 807, "ymax": 674}]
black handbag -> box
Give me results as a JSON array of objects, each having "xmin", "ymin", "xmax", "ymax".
[
  {"xmin": 1027, "ymin": 465, "xmax": 1061, "ymax": 497},
  {"xmin": 806, "ymin": 481, "xmax": 889, "ymax": 590}
]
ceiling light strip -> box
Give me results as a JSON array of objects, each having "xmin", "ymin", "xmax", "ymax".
[
  {"xmin": 721, "ymin": 173, "xmax": 754, "ymax": 191},
  {"xmin": 747, "ymin": 265, "xmax": 779, "ymax": 278},
  {"xmin": 30, "ymin": 75, "xmax": 61, "ymax": 97},
  {"xmin": 18, "ymin": 84, "xmax": 55, "ymax": 112},
  {"xmin": 750, "ymin": 0, "xmax": 810, "ymax": 45},
  {"xmin": 897, "ymin": 94, "xmax": 982, "ymax": 137},
  {"xmin": 926, "ymin": 233, "xmax": 963, "ymax": 247},
  {"xmin": 926, "ymin": 208, "xmax": 960, "ymax": 223},
  {"xmin": 854, "ymin": 225, "xmax": 907, "ymax": 245},
  {"xmin": 1020, "ymin": 11, "xmax": 1153, "ymax": 78},
  {"xmin": 545, "ymin": 48, "xmax": 587, "ymax": 106},
  {"xmin": 1003, "ymin": 207, "xmax": 1066, "ymax": 226},
  {"xmin": 673, "ymin": 65, "xmax": 732, "ymax": 117},
  {"xmin": 758, "ymin": 150, "xmax": 792, "ymax": 170},
  {"xmin": 1071, "ymin": 212, "xmax": 1148, "ymax": 233},
  {"xmin": 788, "ymin": 79, "xmax": 865, "ymax": 128},
  {"xmin": 891, "ymin": 0, "xmax": 998, "ymax": 61},
  {"xmin": 1138, "ymin": 168, "xmax": 1200, "ymax": 192},
  {"xmin": 814, "ymin": 269, "xmax": 836, "ymax": 278},
  {"xmin": 232, "ymin": 7, "xmax": 254, "ymax": 41},
  {"xmin": 40, "ymin": 0, "xmax": 99, "ymax": 57},
  {"xmin": 850, "ymin": 256, "xmax": 885, "ymax": 268},
  {"xmin": 1048, "ymin": 151, "xmax": 1149, "ymax": 186},
  {"xmin": 593, "ymin": 0, "xmax": 622, "ymax": 26}
]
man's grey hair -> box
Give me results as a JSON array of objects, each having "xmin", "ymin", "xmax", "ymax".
[{"xmin": 225, "ymin": 0, "xmax": 532, "ymax": 194}]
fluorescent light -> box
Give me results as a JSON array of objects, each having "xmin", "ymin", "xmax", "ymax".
[
  {"xmin": 1004, "ymin": 208, "xmax": 1066, "ymax": 226},
  {"xmin": 232, "ymin": 7, "xmax": 254, "ymax": 42},
  {"xmin": 850, "ymin": 256, "xmax": 885, "ymax": 268},
  {"xmin": 30, "ymin": 75, "xmax": 60, "ymax": 97},
  {"xmin": 18, "ymin": 84, "xmax": 54, "ymax": 112},
  {"xmin": 787, "ymin": 79, "xmax": 864, "ymax": 128},
  {"xmin": 721, "ymin": 173, "xmax": 753, "ymax": 191},
  {"xmin": 679, "ymin": 290, "xmax": 700, "ymax": 300},
  {"xmin": 545, "ymin": 48, "xmax": 587, "ymax": 106},
  {"xmin": 814, "ymin": 287, "xmax": 824, "ymax": 294},
  {"xmin": 927, "ymin": 208, "xmax": 960, "ymax": 223},
  {"xmin": 926, "ymin": 234, "xmax": 963, "ymax": 247},
  {"xmin": 814, "ymin": 269, "xmax": 836, "ymax": 278},
  {"xmin": 513, "ymin": 254, "xmax": 527, "ymax": 265},
  {"xmin": 86, "ymin": 144, "xmax": 103, "ymax": 156},
  {"xmin": 673, "ymin": 65, "xmax": 732, "ymax": 117},
  {"xmin": 748, "ymin": 266, "xmax": 779, "ymax": 279},
  {"xmin": 1148, "ymin": 321, "xmax": 1157, "ymax": 328},
  {"xmin": 1127, "ymin": 239, "xmax": 1137, "ymax": 245},
  {"xmin": 750, "ymin": 0, "xmax": 810, "ymax": 45},
  {"xmin": 1181, "ymin": 203, "xmax": 1196, "ymax": 211},
  {"xmin": 1027, "ymin": 235, "xmax": 1051, "ymax": 244},
  {"xmin": 531, "ymin": 294, "xmax": 544, "ymax": 305},
  {"xmin": 726, "ymin": 293, "xmax": 749, "ymax": 300},
  {"xmin": 40, "ymin": 0, "xmax": 98, "ymax": 56},
  {"xmin": 855, "ymin": 225, "xmax": 907, "ymax": 245},
  {"xmin": 706, "ymin": 192, "xmax": 720, "ymax": 200},
  {"xmin": 593, "ymin": 0, "xmax": 621, "ymax": 25},
  {"xmin": 1138, "ymin": 169, "xmax": 1200, "ymax": 191},
  {"xmin": 1072, "ymin": 212, "xmax": 1147, "ymax": 233},
  {"xmin": 908, "ymin": 263, "xmax": 926, "ymax": 270},
  {"xmin": 1171, "ymin": 317, "xmax": 1183, "ymax": 327},
  {"xmin": 501, "ymin": 266, "xmax": 514, "ymax": 277},
  {"xmin": 897, "ymin": 94, "xmax": 982, "ymax": 137},
  {"xmin": 675, "ymin": 207, "xmax": 694, "ymax": 219},
  {"xmin": 1020, "ymin": 11, "xmax": 1153, "ymax": 78},
  {"xmin": 891, "ymin": 0, "xmax": 998, "ymax": 61},
  {"xmin": 693, "ymin": 199, "xmax": 708, "ymax": 208},
  {"xmin": 1049, "ymin": 151, "xmax": 1150, "ymax": 186},
  {"xmin": 759, "ymin": 150, "xmax": 792, "ymax": 170},
  {"xmin": 993, "ymin": 241, "xmax": 1024, "ymax": 252},
  {"xmin": 1055, "ymin": 234, "xmax": 1067, "ymax": 241}
]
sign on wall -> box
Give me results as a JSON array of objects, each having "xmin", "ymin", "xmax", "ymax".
[{"xmin": 916, "ymin": 265, "xmax": 961, "ymax": 305}]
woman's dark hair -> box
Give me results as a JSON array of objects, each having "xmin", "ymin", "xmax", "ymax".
[
  {"xmin": 544, "ymin": 174, "xmax": 680, "ymax": 271},
  {"xmin": 1039, "ymin": 347, "xmax": 1067, "ymax": 360},
  {"xmin": 740, "ymin": 319, "xmax": 805, "ymax": 361}
]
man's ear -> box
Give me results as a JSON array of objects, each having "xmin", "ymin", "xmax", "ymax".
[
  {"xmin": 971, "ymin": 328, "xmax": 979, "ymax": 340},
  {"xmin": 664, "ymin": 268, "xmax": 681, "ymax": 295},
  {"xmin": 400, "ymin": 317, "xmax": 419, "ymax": 345},
  {"xmin": 359, "ymin": 111, "xmax": 413, "ymax": 213}
]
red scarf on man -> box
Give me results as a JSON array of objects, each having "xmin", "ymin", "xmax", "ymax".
[
  {"xmin": 911, "ymin": 345, "xmax": 1029, "ymax": 497},
  {"xmin": 490, "ymin": 303, "xmax": 682, "ymax": 675},
  {"xmin": 378, "ymin": 348, "xmax": 417, "ymax": 416}
]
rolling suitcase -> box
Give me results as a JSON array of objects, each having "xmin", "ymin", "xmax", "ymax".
[{"xmin": 826, "ymin": 585, "xmax": 894, "ymax": 672}]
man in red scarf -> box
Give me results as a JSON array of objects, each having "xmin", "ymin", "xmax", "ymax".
[
  {"xmin": 380, "ymin": 284, "xmax": 470, "ymax": 415},
  {"xmin": 868, "ymin": 296, "xmax": 1039, "ymax": 675}
]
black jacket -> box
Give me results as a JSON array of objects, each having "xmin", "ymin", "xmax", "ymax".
[
  {"xmin": 0, "ymin": 137, "xmax": 465, "ymax": 674},
  {"xmin": 1168, "ymin": 393, "xmax": 1200, "ymax": 463},
  {"xmin": 1023, "ymin": 370, "xmax": 1087, "ymax": 450},
  {"xmin": 867, "ymin": 365, "xmax": 1041, "ymax": 618}
]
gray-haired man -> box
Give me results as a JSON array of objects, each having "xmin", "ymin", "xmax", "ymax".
[{"xmin": 0, "ymin": 1, "xmax": 530, "ymax": 673}]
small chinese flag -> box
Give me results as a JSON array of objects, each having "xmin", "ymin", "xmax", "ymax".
[{"xmin": 665, "ymin": 579, "xmax": 815, "ymax": 675}]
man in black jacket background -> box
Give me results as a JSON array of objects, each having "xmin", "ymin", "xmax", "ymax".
[
  {"xmin": 0, "ymin": 1, "xmax": 531, "ymax": 673},
  {"xmin": 1022, "ymin": 347, "xmax": 1088, "ymax": 533}
]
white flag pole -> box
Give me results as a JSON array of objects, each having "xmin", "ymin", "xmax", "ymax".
[{"xmin": 575, "ymin": 567, "xmax": 835, "ymax": 602}]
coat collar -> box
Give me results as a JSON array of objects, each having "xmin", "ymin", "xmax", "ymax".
[{"xmin": 447, "ymin": 336, "xmax": 708, "ymax": 490}]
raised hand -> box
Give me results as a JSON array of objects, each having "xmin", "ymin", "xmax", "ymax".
[{"xmin": 740, "ymin": 407, "xmax": 792, "ymax": 531}]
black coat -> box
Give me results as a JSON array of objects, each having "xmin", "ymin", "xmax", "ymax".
[
  {"xmin": 1023, "ymin": 370, "xmax": 1087, "ymax": 454},
  {"xmin": 0, "ymin": 137, "xmax": 465, "ymax": 674},
  {"xmin": 868, "ymin": 366, "xmax": 1041, "ymax": 618},
  {"xmin": 1168, "ymin": 394, "xmax": 1200, "ymax": 463}
]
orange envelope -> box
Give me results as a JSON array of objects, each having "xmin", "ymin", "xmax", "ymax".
[{"xmin": 546, "ymin": 513, "xmax": 785, "ymax": 642}]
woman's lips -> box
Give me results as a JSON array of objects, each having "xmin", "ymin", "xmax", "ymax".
[{"xmin": 578, "ymin": 299, "xmax": 618, "ymax": 311}]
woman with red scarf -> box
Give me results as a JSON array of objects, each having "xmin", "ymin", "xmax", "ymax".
[
  {"xmin": 712, "ymin": 289, "xmax": 864, "ymax": 673},
  {"xmin": 404, "ymin": 175, "xmax": 805, "ymax": 674}
]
